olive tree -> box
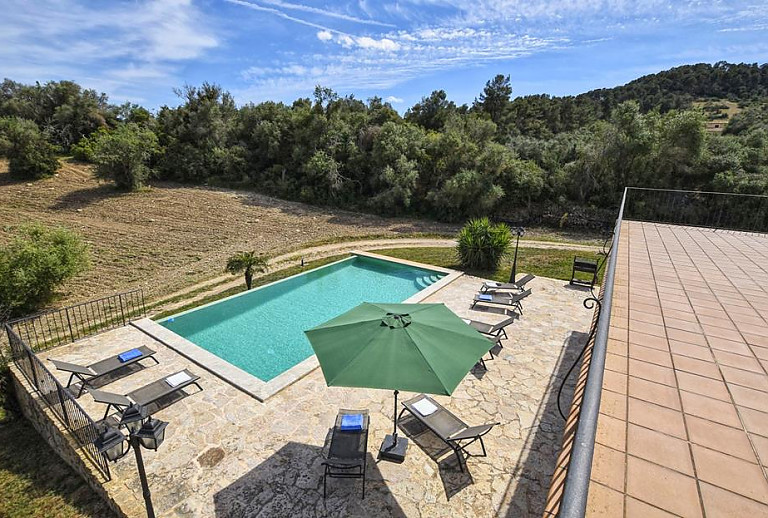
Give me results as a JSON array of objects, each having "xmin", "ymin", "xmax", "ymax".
[
  {"xmin": 0, "ymin": 116, "xmax": 60, "ymax": 179},
  {"xmin": 0, "ymin": 224, "xmax": 90, "ymax": 316},
  {"xmin": 92, "ymin": 123, "xmax": 158, "ymax": 190}
]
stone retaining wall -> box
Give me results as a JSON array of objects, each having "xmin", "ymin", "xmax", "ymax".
[{"xmin": 10, "ymin": 365, "xmax": 126, "ymax": 518}]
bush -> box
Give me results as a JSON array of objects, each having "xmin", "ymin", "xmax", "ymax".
[
  {"xmin": 92, "ymin": 123, "xmax": 159, "ymax": 190},
  {"xmin": 71, "ymin": 127, "xmax": 108, "ymax": 162},
  {"xmin": 0, "ymin": 117, "xmax": 60, "ymax": 179},
  {"xmin": 0, "ymin": 224, "xmax": 90, "ymax": 317},
  {"xmin": 456, "ymin": 217, "xmax": 511, "ymax": 271}
]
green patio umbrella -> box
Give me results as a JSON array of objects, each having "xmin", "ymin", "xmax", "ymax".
[{"xmin": 304, "ymin": 302, "xmax": 493, "ymax": 461}]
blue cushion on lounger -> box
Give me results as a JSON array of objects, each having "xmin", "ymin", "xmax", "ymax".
[
  {"xmin": 340, "ymin": 413, "xmax": 363, "ymax": 431},
  {"xmin": 118, "ymin": 348, "xmax": 143, "ymax": 362},
  {"xmin": 478, "ymin": 294, "xmax": 493, "ymax": 301}
]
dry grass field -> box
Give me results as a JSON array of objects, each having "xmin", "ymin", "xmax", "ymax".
[{"xmin": 0, "ymin": 159, "xmax": 454, "ymax": 306}]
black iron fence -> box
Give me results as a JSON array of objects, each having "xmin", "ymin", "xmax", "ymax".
[
  {"xmin": 1, "ymin": 289, "xmax": 147, "ymax": 480},
  {"xmin": 624, "ymin": 187, "xmax": 768, "ymax": 233},
  {"xmin": 3, "ymin": 289, "xmax": 146, "ymax": 355},
  {"xmin": 5, "ymin": 324, "xmax": 110, "ymax": 479}
]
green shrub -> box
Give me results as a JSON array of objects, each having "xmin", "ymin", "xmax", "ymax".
[
  {"xmin": 92, "ymin": 123, "xmax": 159, "ymax": 191},
  {"xmin": 0, "ymin": 224, "xmax": 90, "ymax": 317},
  {"xmin": 71, "ymin": 127, "xmax": 108, "ymax": 162},
  {"xmin": 0, "ymin": 117, "xmax": 60, "ymax": 180},
  {"xmin": 456, "ymin": 217, "xmax": 511, "ymax": 271}
]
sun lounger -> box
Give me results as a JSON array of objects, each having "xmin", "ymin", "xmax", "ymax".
[
  {"xmin": 399, "ymin": 394, "xmax": 498, "ymax": 472},
  {"xmin": 89, "ymin": 369, "xmax": 202, "ymax": 420},
  {"xmin": 50, "ymin": 346, "xmax": 159, "ymax": 397},
  {"xmin": 463, "ymin": 314, "xmax": 519, "ymax": 341},
  {"xmin": 480, "ymin": 273, "xmax": 535, "ymax": 293},
  {"xmin": 323, "ymin": 409, "xmax": 369, "ymax": 499},
  {"xmin": 471, "ymin": 289, "xmax": 532, "ymax": 312}
]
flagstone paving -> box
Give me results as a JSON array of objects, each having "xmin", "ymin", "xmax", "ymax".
[
  {"xmin": 38, "ymin": 273, "xmax": 594, "ymax": 517},
  {"xmin": 587, "ymin": 222, "xmax": 768, "ymax": 517}
]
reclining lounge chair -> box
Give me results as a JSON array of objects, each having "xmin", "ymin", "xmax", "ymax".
[
  {"xmin": 399, "ymin": 394, "xmax": 498, "ymax": 472},
  {"xmin": 89, "ymin": 369, "xmax": 202, "ymax": 420},
  {"xmin": 480, "ymin": 273, "xmax": 536, "ymax": 294},
  {"xmin": 463, "ymin": 313, "xmax": 519, "ymax": 342},
  {"xmin": 50, "ymin": 346, "xmax": 159, "ymax": 397},
  {"xmin": 471, "ymin": 288, "xmax": 532, "ymax": 313}
]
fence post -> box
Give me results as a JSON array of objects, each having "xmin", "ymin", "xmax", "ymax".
[
  {"xmin": 64, "ymin": 307, "xmax": 75, "ymax": 343},
  {"xmin": 118, "ymin": 293, "xmax": 127, "ymax": 326},
  {"xmin": 27, "ymin": 348, "xmax": 39, "ymax": 389},
  {"xmin": 57, "ymin": 385, "xmax": 71, "ymax": 427}
]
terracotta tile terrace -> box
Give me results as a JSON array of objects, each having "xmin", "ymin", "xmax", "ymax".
[{"xmin": 587, "ymin": 221, "xmax": 768, "ymax": 517}]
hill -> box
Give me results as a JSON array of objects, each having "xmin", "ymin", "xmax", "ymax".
[{"xmin": 507, "ymin": 62, "xmax": 768, "ymax": 136}]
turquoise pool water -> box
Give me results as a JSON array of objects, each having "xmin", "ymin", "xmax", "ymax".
[{"xmin": 159, "ymin": 256, "xmax": 445, "ymax": 382}]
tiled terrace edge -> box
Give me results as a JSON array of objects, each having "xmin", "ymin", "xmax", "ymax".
[{"xmin": 135, "ymin": 251, "xmax": 463, "ymax": 402}]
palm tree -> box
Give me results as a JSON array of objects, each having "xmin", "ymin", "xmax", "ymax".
[{"xmin": 225, "ymin": 251, "xmax": 268, "ymax": 290}]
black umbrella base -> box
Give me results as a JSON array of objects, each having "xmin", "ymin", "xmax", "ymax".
[{"xmin": 379, "ymin": 435, "xmax": 408, "ymax": 462}]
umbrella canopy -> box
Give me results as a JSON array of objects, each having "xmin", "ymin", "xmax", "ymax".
[{"xmin": 304, "ymin": 302, "xmax": 493, "ymax": 396}]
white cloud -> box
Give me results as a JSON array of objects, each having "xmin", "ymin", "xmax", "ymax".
[
  {"xmin": 354, "ymin": 36, "xmax": 400, "ymax": 51},
  {"xmin": 317, "ymin": 30, "xmax": 334, "ymax": 41},
  {"xmin": 385, "ymin": 95, "xmax": 404, "ymax": 103},
  {"xmin": 0, "ymin": 0, "xmax": 218, "ymax": 102}
]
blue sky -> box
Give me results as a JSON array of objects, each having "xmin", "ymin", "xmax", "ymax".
[{"xmin": 1, "ymin": 0, "xmax": 767, "ymax": 110}]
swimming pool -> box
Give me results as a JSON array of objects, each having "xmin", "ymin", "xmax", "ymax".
[{"xmin": 159, "ymin": 254, "xmax": 447, "ymax": 384}]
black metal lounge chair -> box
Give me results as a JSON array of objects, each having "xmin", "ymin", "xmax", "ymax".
[
  {"xmin": 480, "ymin": 273, "xmax": 536, "ymax": 293},
  {"xmin": 471, "ymin": 288, "xmax": 532, "ymax": 312},
  {"xmin": 323, "ymin": 409, "xmax": 369, "ymax": 499},
  {"xmin": 50, "ymin": 346, "xmax": 159, "ymax": 397},
  {"xmin": 89, "ymin": 369, "xmax": 202, "ymax": 420},
  {"xmin": 399, "ymin": 394, "xmax": 498, "ymax": 472}
]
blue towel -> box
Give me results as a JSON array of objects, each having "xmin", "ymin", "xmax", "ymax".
[
  {"xmin": 118, "ymin": 348, "xmax": 143, "ymax": 363},
  {"xmin": 478, "ymin": 294, "xmax": 493, "ymax": 301},
  {"xmin": 340, "ymin": 414, "xmax": 363, "ymax": 431}
]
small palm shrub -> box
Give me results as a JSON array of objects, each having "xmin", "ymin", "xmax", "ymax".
[
  {"xmin": 456, "ymin": 217, "xmax": 511, "ymax": 271},
  {"xmin": 225, "ymin": 251, "xmax": 268, "ymax": 289}
]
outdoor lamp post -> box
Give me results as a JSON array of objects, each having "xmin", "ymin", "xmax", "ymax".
[
  {"xmin": 94, "ymin": 405, "xmax": 168, "ymax": 518},
  {"xmin": 509, "ymin": 226, "xmax": 526, "ymax": 283}
]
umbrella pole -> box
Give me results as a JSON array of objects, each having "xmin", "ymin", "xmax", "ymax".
[{"xmin": 392, "ymin": 390, "xmax": 399, "ymax": 444}]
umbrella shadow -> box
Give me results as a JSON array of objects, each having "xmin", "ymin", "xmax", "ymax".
[
  {"xmin": 213, "ymin": 441, "xmax": 407, "ymax": 518},
  {"xmin": 396, "ymin": 415, "xmax": 474, "ymax": 500}
]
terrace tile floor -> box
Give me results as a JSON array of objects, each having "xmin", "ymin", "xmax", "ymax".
[
  {"xmin": 36, "ymin": 274, "xmax": 594, "ymax": 517},
  {"xmin": 588, "ymin": 221, "xmax": 768, "ymax": 517}
]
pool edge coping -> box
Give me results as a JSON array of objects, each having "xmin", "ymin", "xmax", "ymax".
[{"xmin": 136, "ymin": 252, "xmax": 462, "ymax": 402}]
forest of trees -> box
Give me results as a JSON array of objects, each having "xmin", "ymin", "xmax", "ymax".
[{"xmin": 1, "ymin": 62, "xmax": 767, "ymax": 227}]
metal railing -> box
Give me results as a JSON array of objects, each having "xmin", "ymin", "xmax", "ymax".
[
  {"xmin": 4, "ymin": 289, "xmax": 146, "ymax": 354},
  {"xmin": 557, "ymin": 188, "xmax": 625, "ymax": 517},
  {"xmin": 2, "ymin": 289, "xmax": 147, "ymax": 481},
  {"xmin": 624, "ymin": 187, "xmax": 768, "ymax": 233},
  {"xmin": 6, "ymin": 324, "xmax": 110, "ymax": 479}
]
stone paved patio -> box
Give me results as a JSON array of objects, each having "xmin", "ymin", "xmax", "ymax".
[{"xmin": 38, "ymin": 274, "xmax": 593, "ymax": 517}]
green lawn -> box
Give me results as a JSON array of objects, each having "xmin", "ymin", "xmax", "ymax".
[
  {"xmin": 0, "ymin": 369, "xmax": 113, "ymax": 518},
  {"xmin": 372, "ymin": 246, "xmax": 605, "ymax": 284}
]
